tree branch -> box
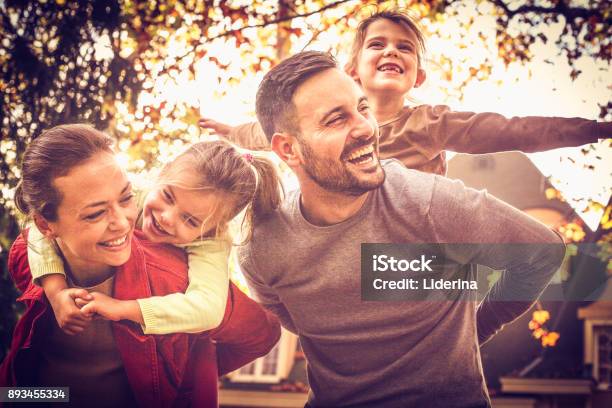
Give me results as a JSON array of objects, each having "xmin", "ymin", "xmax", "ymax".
[
  {"xmin": 205, "ymin": 0, "xmax": 358, "ymax": 42},
  {"xmin": 159, "ymin": 0, "xmax": 358, "ymax": 75},
  {"xmin": 491, "ymin": 0, "xmax": 608, "ymax": 22}
]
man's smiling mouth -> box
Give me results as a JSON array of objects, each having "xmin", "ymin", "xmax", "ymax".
[{"xmin": 346, "ymin": 144, "xmax": 375, "ymax": 165}]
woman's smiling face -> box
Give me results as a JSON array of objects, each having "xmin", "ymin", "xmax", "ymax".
[{"xmin": 46, "ymin": 152, "xmax": 137, "ymax": 273}]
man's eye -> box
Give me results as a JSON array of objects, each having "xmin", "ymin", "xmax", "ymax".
[
  {"xmin": 84, "ymin": 210, "xmax": 104, "ymax": 221},
  {"xmin": 326, "ymin": 115, "xmax": 345, "ymax": 126}
]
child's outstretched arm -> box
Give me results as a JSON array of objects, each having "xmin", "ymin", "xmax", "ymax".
[
  {"xmin": 199, "ymin": 117, "xmax": 270, "ymax": 151},
  {"xmin": 403, "ymin": 105, "xmax": 610, "ymax": 158},
  {"xmin": 82, "ymin": 239, "xmax": 232, "ymax": 334},
  {"xmin": 27, "ymin": 225, "xmax": 93, "ymax": 334}
]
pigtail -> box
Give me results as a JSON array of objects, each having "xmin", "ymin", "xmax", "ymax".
[
  {"xmin": 250, "ymin": 156, "xmax": 283, "ymax": 218},
  {"xmin": 239, "ymin": 155, "xmax": 283, "ymax": 244}
]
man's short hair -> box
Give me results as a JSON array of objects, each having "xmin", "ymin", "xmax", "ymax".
[{"xmin": 255, "ymin": 51, "xmax": 337, "ymax": 141}]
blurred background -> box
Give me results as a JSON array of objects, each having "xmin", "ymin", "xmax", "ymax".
[{"xmin": 1, "ymin": 0, "xmax": 610, "ymax": 406}]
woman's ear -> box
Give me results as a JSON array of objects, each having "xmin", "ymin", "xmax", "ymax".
[{"xmin": 33, "ymin": 213, "xmax": 57, "ymax": 239}]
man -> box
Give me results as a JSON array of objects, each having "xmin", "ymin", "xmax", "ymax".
[{"xmin": 238, "ymin": 51, "xmax": 565, "ymax": 407}]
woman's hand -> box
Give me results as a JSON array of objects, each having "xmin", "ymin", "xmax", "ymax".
[
  {"xmin": 48, "ymin": 287, "xmax": 93, "ymax": 335},
  {"xmin": 79, "ymin": 292, "xmax": 143, "ymax": 324}
]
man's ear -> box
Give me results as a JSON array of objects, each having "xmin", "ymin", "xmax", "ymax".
[
  {"xmin": 33, "ymin": 213, "xmax": 57, "ymax": 239},
  {"xmin": 271, "ymin": 132, "xmax": 301, "ymax": 167},
  {"xmin": 414, "ymin": 68, "xmax": 426, "ymax": 88},
  {"xmin": 345, "ymin": 63, "xmax": 361, "ymax": 86}
]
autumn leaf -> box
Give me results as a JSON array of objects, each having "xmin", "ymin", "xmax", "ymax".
[
  {"xmin": 570, "ymin": 69, "xmax": 582, "ymax": 81},
  {"xmin": 532, "ymin": 310, "xmax": 550, "ymax": 325},
  {"xmin": 532, "ymin": 328, "xmax": 546, "ymax": 339},
  {"xmin": 601, "ymin": 206, "xmax": 612, "ymax": 229},
  {"xmin": 528, "ymin": 320, "xmax": 540, "ymax": 330},
  {"xmin": 541, "ymin": 331, "xmax": 560, "ymax": 347}
]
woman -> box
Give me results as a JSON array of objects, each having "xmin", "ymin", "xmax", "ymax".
[{"xmin": 0, "ymin": 124, "xmax": 280, "ymax": 407}]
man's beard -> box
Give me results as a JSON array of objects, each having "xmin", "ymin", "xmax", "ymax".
[{"xmin": 297, "ymin": 138, "xmax": 385, "ymax": 196}]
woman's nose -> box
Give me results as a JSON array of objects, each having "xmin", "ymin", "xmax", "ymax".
[{"xmin": 109, "ymin": 204, "xmax": 132, "ymax": 231}]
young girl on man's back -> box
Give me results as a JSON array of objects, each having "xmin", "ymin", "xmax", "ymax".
[{"xmin": 200, "ymin": 9, "xmax": 609, "ymax": 175}]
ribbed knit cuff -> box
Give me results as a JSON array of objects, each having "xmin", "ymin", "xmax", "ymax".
[
  {"xmin": 31, "ymin": 262, "xmax": 66, "ymax": 287},
  {"xmin": 137, "ymin": 298, "xmax": 158, "ymax": 335}
]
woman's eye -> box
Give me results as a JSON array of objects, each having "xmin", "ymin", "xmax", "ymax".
[
  {"xmin": 121, "ymin": 193, "xmax": 134, "ymax": 204},
  {"xmin": 368, "ymin": 41, "xmax": 383, "ymax": 49},
  {"xmin": 358, "ymin": 103, "xmax": 370, "ymax": 113},
  {"xmin": 84, "ymin": 210, "xmax": 104, "ymax": 221}
]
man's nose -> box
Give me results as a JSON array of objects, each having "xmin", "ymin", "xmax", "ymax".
[{"xmin": 350, "ymin": 113, "xmax": 376, "ymax": 141}]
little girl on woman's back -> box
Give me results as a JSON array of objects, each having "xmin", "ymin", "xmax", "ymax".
[{"xmin": 29, "ymin": 139, "xmax": 282, "ymax": 335}]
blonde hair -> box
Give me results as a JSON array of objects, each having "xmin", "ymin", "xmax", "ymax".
[
  {"xmin": 345, "ymin": 9, "xmax": 426, "ymax": 77},
  {"xmin": 159, "ymin": 140, "xmax": 283, "ymax": 243}
]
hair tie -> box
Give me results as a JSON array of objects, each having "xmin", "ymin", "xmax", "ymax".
[{"xmin": 241, "ymin": 152, "xmax": 259, "ymax": 195}]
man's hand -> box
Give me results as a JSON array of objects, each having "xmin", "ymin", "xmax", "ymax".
[
  {"xmin": 48, "ymin": 288, "xmax": 93, "ymax": 335},
  {"xmin": 79, "ymin": 292, "xmax": 143, "ymax": 324},
  {"xmin": 199, "ymin": 118, "xmax": 233, "ymax": 137}
]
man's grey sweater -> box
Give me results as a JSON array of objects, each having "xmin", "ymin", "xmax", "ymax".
[{"xmin": 238, "ymin": 160, "xmax": 565, "ymax": 408}]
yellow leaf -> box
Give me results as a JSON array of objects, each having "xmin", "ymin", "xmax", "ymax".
[
  {"xmin": 528, "ymin": 320, "xmax": 540, "ymax": 330},
  {"xmin": 532, "ymin": 328, "xmax": 546, "ymax": 339},
  {"xmin": 532, "ymin": 310, "xmax": 550, "ymax": 325},
  {"xmin": 545, "ymin": 188, "xmax": 558, "ymax": 200},
  {"xmin": 541, "ymin": 331, "xmax": 560, "ymax": 347}
]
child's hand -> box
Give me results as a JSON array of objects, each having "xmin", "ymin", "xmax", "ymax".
[
  {"xmin": 79, "ymin": 292, "xmax": 142, "ymax": 325},
  {"xmin": 199, "ymin": 118, "xmax": 233, "ymax": 137},
  {"xmin": 49, "ymin": 288, "xmax": 93, "ymax": 335}
]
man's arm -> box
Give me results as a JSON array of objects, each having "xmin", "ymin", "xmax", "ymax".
[
  {"xmin": 407, "ymin": 105, "xmax": 608, "ymax": 159},
  {"xmin": 427, "ymin": 176, "xmax": 566, "ymax": 344},
  {"xmin": 208, "ymin": 282, "xmax": 281, "ymax": 375},
  {"xmin": 237, "ymin": 248, "xmax": 300, "ymax": 334},
  {"xmin": 199, "ymin": 118, "xmax": 270, "ymax": 151}
]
